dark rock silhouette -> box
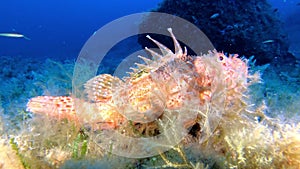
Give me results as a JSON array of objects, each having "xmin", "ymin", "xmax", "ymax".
[{"xmin": 138, "ymin": 0, "xmax": 291, "ymax": 65}]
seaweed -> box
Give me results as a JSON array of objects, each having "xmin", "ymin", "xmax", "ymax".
[{"xmin": 71, "ymin": 129, "xmax": 89, "ymax": 159}]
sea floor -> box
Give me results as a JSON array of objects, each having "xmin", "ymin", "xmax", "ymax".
[{"xmin": 0, "ymin": 53, "xmax": 299, "ymax": 168}]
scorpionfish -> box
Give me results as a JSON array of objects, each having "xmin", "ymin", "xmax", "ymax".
[{"xmin": 27, "ymin": 28, "xmax": 254, "ymax": 130}]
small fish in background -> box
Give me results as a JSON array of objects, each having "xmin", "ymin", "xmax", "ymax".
[
  {"xmin": 0, "ymin": 33, "xmax": 31, "ymax": 40},
  {"xmin": 262, "ymin": 39, "xmax": 275, "ymax": 44},
  {"xmin": 297, "ymin": 2, "xmax": 300, "ymax": 5},
  {"xmin": 273, "ymin": 8, "xmax": 278, "ymax": 12},
  {"xmin": 210, "ymin": 13, "xmax": 220, "ymax": 19},
  {"xmin": 191, "ymin": 15, "xmax": 199, "ymax": 24}
]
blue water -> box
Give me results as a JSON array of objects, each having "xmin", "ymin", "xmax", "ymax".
[
  {"xmin": 0, "ymin": 0, "xmax": 299, "ymax": 59},
  {"xmin": 268, "ymin": 0, "xmax": 300, "ymax": 58},
  {"xmin": 0, "ymin": 0, "xmax": 162, "ymax": 60}
]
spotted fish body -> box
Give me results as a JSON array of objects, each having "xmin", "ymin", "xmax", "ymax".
[
  {"xmin": 112, "ymin": 28, "xmax": 195, "ymax": 122},
  {"xmin": 27, "ymin": 96, "xmax": 77, "ymax": 121},
  {"xmin": 193, "ymin": 51, "xmax": 249, "ymax": 104},
  {"xmin": 27, "ymin": 28, "xmax": 252, "ymax": 130},
  {"xmin": 84, "ymin": 74, "xmax": 117, "ymax": 103}
]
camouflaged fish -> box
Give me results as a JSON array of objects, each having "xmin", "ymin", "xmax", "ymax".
[{"xmin": 27, "ymin": 28, "xmax": 254, "ymax": 131}]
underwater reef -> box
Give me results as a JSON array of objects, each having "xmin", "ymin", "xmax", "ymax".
[
  {"xmin": 138, "ymin": 0, "xmax": 292, "ymax": 65},
  {"xmin": 0, "ymin": 1, "xmax": 300, "ymax": 167},
  {"xmin": 0, "ymin": 28, "xmax": 297, "ymax": 169}
]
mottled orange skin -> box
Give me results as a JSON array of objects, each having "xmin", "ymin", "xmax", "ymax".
[
  {"xmin": 27, "ymin": 30, "xmax": 251, "ymax": 131},
  {"xmin": 27, "ymin": 96, "xmax": 77, "ymax": 121},
  {"xmin": 193, "ymin": 51, "xmax": 249, "ymax": 104},
  {"xmin": 27, "ymin": 96, "xmax": 124, "ymax": 130},
  {"xmin": 27, "ymin": 51, "xmax": 249, "ymax": 130}
]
